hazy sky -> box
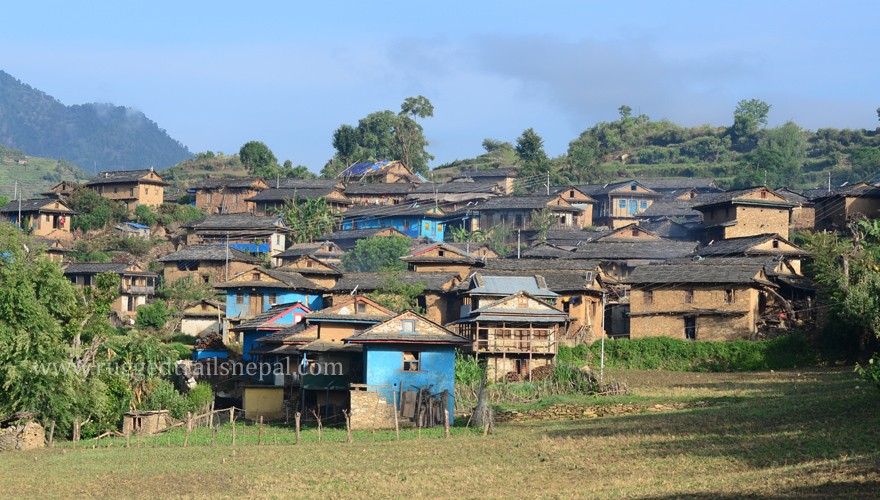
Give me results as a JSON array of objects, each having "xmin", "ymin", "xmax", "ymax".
[{"xmin": 2, "ymin": 1, "xmax": 878, "ymax": 171}]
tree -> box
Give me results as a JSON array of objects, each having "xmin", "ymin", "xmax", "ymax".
[
  {"xmin": 761, "ymin": 121, "xmax": 807, "ymax": 184},
  {"xmin": 239, "ymin": 141, "xmax": 278, "ymax": 177},
  {"xmin": 274, "ymin": 197, "xmax": 341, "ymax": 244},
  {"xmin": 730, "ymin": 99, "xmax": 771, "ymax": 151},
  {"xmin": 618, "ymin": 105, "xmax": 633, "ymax": 120},
  {"xmin": 280, "ymin": 164, "xmax": 317, "ymax": 180},
  {"xmin": 341, "ymin": 235, "xmax": 411, "ymax": 272},
  {"xmin": 735, "ymin": 99, "xmax": 771, "ymax": 128},
  {"xmin": 566, "ymin": 133, "xmax": 600, "ymax": 183},
  {"xmin": 136, "ymin": 299, "xmax": 170, "ymax": 330},
  {"xmin": 515, "ymin": 128, "xmax": 549, "ymax": 180},
  {"xmin": 529, "ymin": 208, "xmax": 557, "ymax": 244},
  {"xmin": 395, "ymin": 96, "xmax": 435, "ymax": 174},
  {"xmin": 366, "ymin": 272, "xmax": 426, "ymax": 313}
]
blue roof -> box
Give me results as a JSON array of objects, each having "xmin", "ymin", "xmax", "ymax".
[
  {"xmin": 341, "ymin": 161, "xmax": 391, "ymax": 176},
  {"xmin": 125, "ymin": 222, "xmax": 151, "ymax": 229}
]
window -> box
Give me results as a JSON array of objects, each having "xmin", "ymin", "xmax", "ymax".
[
  {"xmin": 438, "ymin": 223, "xmax": 443, "ymax": 232},
  {"xmin": 206, "ymin": 193, "xmax": 213, "ymax": 203},
  {"xmin": 562, "ymin": 299, "xmax": 570, "ymax": 313},
  {"xmin": 772, "ymin": 240, "xmax": 780, "ymax": 249},
  {"xmin": 630, "ymin": 185, "xmax": 637, "ymax": 191},
  {"xmin": 356, "ymin": 302, "xmax": 366, "ymax": 313},
  {"xmin": 402, "ymin": 351, "xmax": 420, "ymax": 371},
  {"xmin": 569, "ymin": 190, "xmax": 575, "ymax": 198},
  {"xmin": 639, "ymin": 200, "xmax": 649, "ymax": 210},
  {"xmin": 268, "ymin": 293, "xmax": 277, "ymax": 305},
  {"xmin": 424, "ymin": 222, "xmax": 431, "ymax": 231},
  {"xmin": 617, "ymin": 199, "xmax": 627, "ymax": 209},
  {"xmin": 760, "ymin": 191, "xmax": 767, "ymax": 199},
  {"xmin": 725, "ymin": 289, "xmax": 736, "ymax": 304},
  {"xmin": 438, "ymin": 250, "xmax": 445, "ymax": 257},
  {"xmin": 202, "ymin": 275, "xmax": 210, "ymax": 284},
  {"xmin": 631, "ymin": 229, "xmax": 639, "ymax": 237},
  {"xmin": 644, "ymin": 290, "xmax": 654, "ymax": 305},
  {"xmin": 236, "ymin": 294, "xmax": 244, "ymax": 304},
  {"xmin": 684, "ymin": 290, "xmax": 694, "ymax": 304},
  {"xmin": 401, "ymin": 319, "xmax": 417, "ymax": 333},
  {"xmin": 252, "ymin": 273, "xmax": 260, "ymax": 281},
  {"xmin": 146, "ymin": 188, "xmax": 150, "ymax": 195}
]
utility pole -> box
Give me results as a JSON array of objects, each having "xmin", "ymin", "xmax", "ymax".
[
  {"xmin": 17, "ymin": 181, "xmax": 22, "ymax": 230},
  {"xmin": 546, "ymin": 171, "xmax": 550, "ymax": 195},
  {"xmin": 600, "ymin": 291, "xmax": 606, "ymax": 386},
  {"xmin": 13, "ymin": 181, "xmax": 19, "ymax": 228},
  {"xmin": 828, "ymin": 171, "xmax": 832, "ymax": 193},
  {"xmin": 225, "ymin": 232, "xmax": 230, "ymax": 281},
  {"xmin": 517, "ymin": 229, "xmax": 521, "ymax": 259}
]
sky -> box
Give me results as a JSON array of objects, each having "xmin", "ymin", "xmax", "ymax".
[{"xmin": 2, "ymin": 1, "xmax": 878, "ymax": 172}]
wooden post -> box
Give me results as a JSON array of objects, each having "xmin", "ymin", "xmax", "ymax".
[
  {"xmin": 184, "ymin": 412, "xmax": 192, "ymax": 448},
  {"xmin": 209, "ymin": 401, "xmax": 215, "ymax": 428},
  {"xmin": 344, "ymin": 410, "xmax": 352, "ymax": 443},
  {"xmin": 125, "ymin": 429, "xmax": 130, "ymax": 448},
  {"xmin": 392, "ymin": 391, "xmax": 400, "ymax": 441},
  {"xmin": 294, "ymin": 412, "xmax": 301, "ymax": 445},
  {"xmin": 48, "ymin": 421, "xmax": 55, "ymax": 448},
  {"xmin": 312, "ymin": 410, "xmax": 323, "ymax": 443},
  {"xmin": 444, "ymin": 409, "xmax": 450, "ymax": 439},
  {"xmin": 258, "ymin": 416, "xmax": 264, "ymax": 446},
  {"xmin": 211, "ymin": 425, "xmax": 217, "ymax": 447},
  {"xmin": 230, "ymin": 408, "xmax": 237, "ymax": 447},
  {"xmin": 483, "ymin": 422, "xmax": 490, "ymax": 438}
]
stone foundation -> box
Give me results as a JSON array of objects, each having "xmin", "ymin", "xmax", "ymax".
[{"xmin": 349, "ymin": 389, "xmax": 398, "ymax": 430}]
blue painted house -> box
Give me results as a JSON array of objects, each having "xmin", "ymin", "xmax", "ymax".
[
  {"xmin": 230, "ymin": 302, "xmax": 313, "ymax": 362},
  {"xmin": 345, "ymin": 311, "xmax": 469, "ymax": 427},
  {"xmin": 215, "ymin": 267, "xmax": 325, "ymax": 325},
  {"xmin": 340, "ymin": 204, "xmax": 446, "ymax": 242}
]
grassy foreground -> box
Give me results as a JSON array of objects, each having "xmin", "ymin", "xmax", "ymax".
[{"xmin": 2, "ymin": 368, "xmax": 879, "ymax": 498}]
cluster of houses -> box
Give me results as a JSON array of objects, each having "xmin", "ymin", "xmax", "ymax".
[{"xmin": 7, "ymin": 159, "xmax": 879, "ymax": 428}]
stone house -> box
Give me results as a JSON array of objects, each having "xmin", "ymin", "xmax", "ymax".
[
  {"xmin": 577, "ymin": 180, "xmax": 664, "ymax": 228},
  {"xmin": 475, "ymin": 195, "xmax": 592, "ymax": 231},
  {"xmin": 342, "ymin": 182, "xmax": 418, "ymax": 206},
  {"xmin": 775, "ymin": 188, "xmax": 815, "ymax": 233},
  {"xmin": 452, "ymin": 167, "xmax": 519, "ymax": 194},
  {"xmin": 405, "ymin": 181, "xmax": 503, "ymax": 211},
  {"xmin": 272, "ymin": 241, "xmax": 344, "ymax": 268},
  {"xmin": 696, "ymin": 234, "xmax": 809, "ymax": 274},
  {"xmin": 810, "ymin": 183, "xmax": 880, "ymax": 232},
  {"xmin": 85, "ymin": 169, "xmax": 169, "ymax": 211},
  {"xmin": 188, "ymin": 177, "xmax": 269, "ymax": 214},
  {"xmin": 181, "ymin": 213, "xmax": 289, "ymax": 257},
  {"xmin": 215, "ymin": 266, "xmax": 324, "ymax": 325},
  {"xmin": 345, "ymin": 310, "xmax": 468, "ymax": 430},
  {"xmin": 692, "ymin": 187, "xmax": 794, "ymax": 241},
  {"xmin": 180, "ymin": 299, "xmax": 226, "ymax": 337},
  {"xmin": 625, "ymin": 263, "xmax": 782, "ymax": 341},
  {"xmin": 338, "ymin": 160, "xmax": 424, "ymax": 184},
  {"xmin": 319, "ymin": 227, "xmax": 411, "ymax": 251},
  {"xmin": 247, "ymin": 186, "xmax": 351, "ymax": 215},
  {"xmin": 276, "ymin": 255, "xmax": 343, "ymax": 289},
  {"xmin": 329, "ymin": 272, "xmax": 461, "ymax": 326},
  {"xmin": 401, "ymin": 242, "xmax": 485, "ymax": 277},
  {"xmin": 40, "ymin": 180, "xmax": 81, "ymax": 200},
  {"xmin": 0, "ymin": 198, "xmax": 74, "ymax": 240},
  {"xmin": 157, "ymin": 244, "xmax": 263, "ymax": 285},
  {"xmin": 63, "ymin": 262, "xmax": 158, "ymax": 318}
]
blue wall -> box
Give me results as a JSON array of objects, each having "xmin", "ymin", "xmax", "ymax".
[
  {"xmin": 225, "ymin": 288, "xmax": 322, "ymax": 319},
  {"xmin": 341, "ymin": 216, "xmax": 444, "ymax": 242},
  {"xmin": 363, "ymin": 345, "xmax": 457, "ymax": 420}
]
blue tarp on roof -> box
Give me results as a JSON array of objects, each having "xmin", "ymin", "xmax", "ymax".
[
  {"xmin": 230, "ymin": 243, "xmax": 271, "ymax": 254},
  {"xmin": 124, "ymin": 222, "xmax": 151, "ymax": 229},
  {"xmin": 341, "ymin": 161, "xmax": 391, "ymax": 176}
]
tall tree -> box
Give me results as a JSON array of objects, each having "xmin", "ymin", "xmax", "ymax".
[
  {"xmin": 341, "ymin": 235, "xmax": 410, "ymax": 272},
  {"xmin": 515, "ymin": 128, "xmax": 549, "ymax": 180},
  {"xmin": 239, "ymin": 140, "xmax": 278, "ymax": 177},
  {"xmin": 395, "ymin": 95, "xmax": 435, "ymax": 174}
]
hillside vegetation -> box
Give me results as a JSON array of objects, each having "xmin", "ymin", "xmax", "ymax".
[
  {"xmin": 0, "ymin": 144, "xmax": 90, "ymax": 199},
  {"xmin": 0, "ymin": 71, "xmax": 192, "ymax": 173}
]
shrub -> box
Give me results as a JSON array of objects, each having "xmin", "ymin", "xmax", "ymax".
[
  {"xmin": 166, "ymin": 342, "xmax": 192, "ymax": 360},
  {"xmin": 855, "ymin": 355, "xmax": 880, "ymax": 392},
  {"xmin": 559, "ymin": 334, "xmax": 818, "ymax": 372},
  {"xmin": 136, "ymin": 300, "xmax": 170, "ymax": 330},
  {"xmin": 455, "ymin": 352, "xmax": 483, "ymax": 385}
]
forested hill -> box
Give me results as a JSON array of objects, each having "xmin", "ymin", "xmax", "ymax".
[{"xmin": 0, "ymin": 70, "xmax": 192, "ymax": 172}]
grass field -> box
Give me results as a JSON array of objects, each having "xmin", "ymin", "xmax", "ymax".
[{"xmin": 1, "ymin": 368, "xmax": 878, "ymax": 498}]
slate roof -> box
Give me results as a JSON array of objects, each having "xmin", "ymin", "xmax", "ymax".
[
  {"xmin": 246, "ymin": 187, "xmax": 347, "ymax": 203},
  {"xmin": 0, "ymin": 199, "xmax": 73, "ymax": 213},
  {"xmin": 401, "ymin": 242, "xmax": 481, "ymax": 264},
  {"xmin": 466, "ymin": 291, "xmax": 568, "ymax": 320},
  {"xmin": 87, "ymin": 169, "xmax": 169, "ymax": 186},
  {"xmin": 639, "ymin": 199, "xmax": 702, "ymax": 219},
  {"xmin": 410, "ymin": 182, "xmax": 500, "ymax": 194},
  {"xmin": 696, "ymin": 234, "xmax": 808, "ymax": 257},
  {"xmin": 635, "ymin": 178, "xmax": 719, "ymax": 191},
  {"xmin": 774, "ymin": 188, "xmax": 811, "ymax": 205},
  {"xmin": 474, "ymin": 270, "xmax": 600, "ymax": 293},
  {"xmin": 569, "ymin": 241, "xmax": 698, "ymax": 260},
  {"xmin": 641, "ymin": 219, "xmax": 700, "ymax": 241},
  {"xmin": 483, "ymin": 258, "xmax": 601, "ymax": 271},
  {"xmin": 183, "ymin": 213, "xmax": 283, "ymax": 230},
  {"xmin": 520, "ymin": 244, "xmax": 578, "ymax": 258},
  {"xmin": 320, "ymin": 228, "xmax": 411, "ymax": 250},
  {"xmin": 345, "ymin": 312, "xmax": 469, "ymax": 344},
  {"xmin": 254, "ymin": 323, "xmax": 318, "ymax": 346},
  {"xmin": 626, "ymin": 263, "xmax": 769, "ymax": 285},
  {"xmin": 476, "ymin": 195, "xmax": 581, "ymax": 211},
  {"xmin": 341, "ymin": 203, "xmax": 445, "ymax": 218},
  {"xmin": 691, "ymin": 187, "xmax": 795, "ymax": 209},
  {"xmin": 453, "ymin": 167, "xmax": 518, "ymax": 179},
  {"xmin": 188, "ymin": 178, "xmax": 265, "ymax": 189},
  {"xmin": 276, "ymin": 179, "xmax": 341, "ymax": 190},
  {"xmin": 157, "ymin": 244, "xmax": 264, "ymax": 263},
  {"xmin": 274, "ymin": 242, "xmax": 343, "ymax": 260},
  {"xmin": 809, "ymin": 183, "xmax": 880, "ymax": 201},
  {"xmin": 575, "ymin": 180, "xmax": 662, "ymax": 197},
  {"xmin": 214, "ymin": 268, "xmax": 325, "ymax": 291},
  {"xmin": 63, "ymin": 262, "xmax": 149, "ymax": 275},
  {"xmin": 343, "ymin": 183, "xmax": 418, "ymax": 195},
  {"xmin": 331, "ymin": 272, "xmax": 459, "ymax": 293},
  {"xmin": 462, "ymin": 273, "xmax": 558, "ymax": 298}
]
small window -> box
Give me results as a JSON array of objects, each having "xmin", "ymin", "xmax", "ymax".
[
  {"xmin": 631, "ymin": 229, "xmax": 639, "ymax": 237},
  {"xmin": 252, "ymin": 273, "xmax": 260, "ymax": 281},
  {"xmin": 235, "ymin": 294, "xmax": 244, "ymax": 304},
  {"xmin": 725, "ymin": 289, "xmax": 736, "ymax": 304},
  {"xmin": 639, "ymin": 200, "xmax": 649, "ymax": 210},
  {"xmin": 569, "ymin": 190, "xmax": 575, "ymax": 198},
  {"xmin": 630, "ymin": 185, "xmax": 637, "ymax": 191},
  {"xmin": 356, "ymin": 302, "xmax": 366, "ymax": 313},
  {"xmin": 202, "ymin": 275, "xmax": 210, "ymax": 284},
  {"xmin": 424, "ymin": 222, "xmax": 431, "ymax": 231},
  {"xmin": 438, "ymin": 223, "xmax": 443, "ymax": 231},
  {"xmin": 268, "ymin": 293, "xmax": 277, "ymax": 305},
  {"xmin": 438, "ymin": 250, "xmax": 445, "ymax": 257},
  {"xmin": 201, "ymin": 303, "xmax": 208, "ymax": 311},
  {"xmin": 617, "ymin": 199, "xmax": 627, "ymax": 209},
  {"xmin": 684, "ymin": 290, "xmax": 694, "ymax": 304},
  {"xmin": 644, "ymin": 290, "xmax": 654, "ymax": 305},
  {"xmin": 401, "ymin": 319, "xmax": 417, "ymax": 333},
  {"xmin": 403, "ymin": 351, "xmax": 420, "ymax": 371},
  {"xmin": 772, "ymin": 240, "xmax": 780, "ymax": 249},
  {"xmin": 146, "ymin": 188, "xmax": 150, "ymax": 195},
  {"xmin": 760, "ymin": 191, "xmax": 767, "ymax": 199}
]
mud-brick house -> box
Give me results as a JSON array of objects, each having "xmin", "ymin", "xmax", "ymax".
[
  {"xmin": 85, "ymin": 169, "xmax": 169, "ymax": 210},
  {"xmin": 637, "ymin": 178, "xmax": 722, "ymax": 196},
  {"xmin": 338, "ymin": 160, "xmax": 424, "ymax": 184},
  {"xmin": 577, "ymin": 180, "xmax": 664, "ymax": 229},
  {"xmin": 276, "ymin": 255, "xmax": 343, "ymax": 289},
  {"xmin": 696, "ymin": 234, "xmax": 809, "ymax": 274},
  {"xmin": 0, "ymin": 198, "xmax": 75, "ymax": 240},
  {"xmin": 775, "ymin": 188, "xmax": 815, "ymax": 233},
  {"xmin": 401, "ymin": 242, "xmax": 485, "ymax": 277},
  {"xmin": 40, "ymin": 181, "xmax": 81, "ymax": 200},
  {"xmin": 188, "ymin": 178, "xmax": 269, "ymax": 214},
  {"xmin": 63, "ymin": 262, "xmax": 158, "ymax": 318},
  {"xmin": 475, "ymin": 195, "xmax": 592, "ymax": 231},
  {"xmin": 451, "ymin": 291, "xmax": 569, "ymax": 381},
  {"xmin": 346, "ymin": 311, "xmax": 469, "ymax": 430},
  {"xmin": 340, "ymin": 204, "xmax": 446, "ymax": 242},
  {"xmin": 247, "ymin": 186, "xmax": 352, "ymax": 215},
  {"xmin": 272, "ymin": 241, "xmax": 344, "ymax": 268},
  {"xmin": 452, "ymin": 167, "xmax": 519, "ymax": 194},
  {"xmin": 625, "ymin": 263, "xmax": 782, "ymax": 341},
  {"xmin": 692, "ymin": 187, "xmax": 795, "ymax": 241},
  {"xmin": 810, "ymin": 183, "xmax": 880, "ymax": 232},
  {"xmin": 33, "ymin": 237, "xmax": 71, "ymax": 262},
  {"xmin": 157, "ymin": 244, "xmax": 263, "ymax": 285},
  {"xmin": 405, "ymin": 181, "xmax": 503, "ymax": 210},
  {"xmin": 215, "ymin": 267, "xmax": 324, "ymax": 326},
  {"xmin": 342, "ymin": 182, "xmax": 418, "ymax": 206},
  {"xmin": 330, "ymin": 272, "xmax": 461, "ymax": 326},
  {"xmin": 182, "ymin": 213, "xmax": 289, "ymax": 257},
  {"xmin": 231, "ymin": 302, "xmax": 313, "ymax": 362},
  {"xmin": 179, "ymin": 299, "xmax": 226, "ymax": 337}
]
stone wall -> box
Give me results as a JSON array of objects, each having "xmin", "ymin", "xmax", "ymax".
[
  {"xmin": 629, "ymin": 286, "xmax": 757, "ymax": 341},
  {"xmin": 349, "ymin": 389, "xmax": 398, "ymax": 430},
  {"xmin": 726, "ymin": 206, "xmax": 790, "ymax": 239}
]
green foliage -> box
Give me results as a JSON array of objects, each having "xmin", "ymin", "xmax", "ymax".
[
  {"xmin": 449, "ymin": 226, "xmax": 486, "ymax": 244},
  {"xmin": 108, "ymin": 235, "xmax": 154, "ymax": 258},
  {"xmin": 366, "ymin": 272, "xmax": 426, "ymax": 313},
  {"xmin": 158, "ymin": 276, "xmax": 217, "ymax": 313},
  {"xmin": 342, "ymin": 235, "xmax": 410, "ymax": 272},
  {"xmin": 529, "ymin": 207, "xmax": 556, "ymax": 244},
  {"xmin": 735, "ymin": 98, "xmax": 772, "ymax": 128},
  {"xmin": 166, "ymin": 342, "xmax": 192, "ymax": 361},
  {"xmin": 454, "ymin": 352, "xmax": 483, "ymax": 385},
  {"xmin": 484, "ymin": 223, "xmax": 514, "ymax": 257},
  {"xmin": 557, "ymin": 335, "xmax": 818, "ymax": 372},
  {"xmin": 68, "ymin": 187, "xmax": 128, "ymax": 231},
  {"xmin": 134, "ymin": 204, "xmax": 158, "ymax": 226},
  {"xmin": 855, "ymin": 355, "xmax": 880, "ymax": 392},
  {"xmin": 274, "ymin": 196, "xmax": 340, "ymax": 244},
  {"xmin": 0, "ymin": 71, "xmax": 192, "ymax": 173},
  {"xmin": 136, "ymin": 300, "xmax": 170, "ymax": 330},
  {"xmin": 515, "ymin": 128, "xmax": 549, "ymax": 180}
]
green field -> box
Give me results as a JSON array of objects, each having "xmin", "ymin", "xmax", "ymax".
[{"xmin": 1, "ymin": 367, "xmax": 877, "ymax": 498}]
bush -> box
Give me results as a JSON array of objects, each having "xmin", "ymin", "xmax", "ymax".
[
  {"xmin": 109, "ymin": 235, "xmax": 154, "ymax": 257},
  {"xmin": 143, "ymin": 380, "xmax": 214, "ymax": 420},
  {"xmin": 855, "ymin": 355, "xmax": 880, "ymax": 392},
  {"xmin": 559, "ymin": 334, "xmax": 818, "ymax": 372},
  {"xmin": 455, "ymin": 352, "xmax": 483, "ymax": 385},
  {"xmin": 136, "ymin": 300, "xmax": 170, "ymax": 330},
  {"xmin": 166, "ymin": 342, "xmax": 192, "ymax": 360}
]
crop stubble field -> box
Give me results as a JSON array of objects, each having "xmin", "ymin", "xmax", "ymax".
[{"xmin": 1, "ymin": 368, "xmax": 878, "ymax": 498}]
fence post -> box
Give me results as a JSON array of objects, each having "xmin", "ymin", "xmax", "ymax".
[
  {"xmin": 258, "ymin": 416, "xmax": 264, "ymax": 446},
  {"xmin": 184, "ymin": 412, "xmax": 192, "ymax": 448},
  {"xmin": 230, "ymin": 408, "xmax": 236, "ymax": 447},
  {"xmin": 444, "ymin": 409, "xmax": 450, "ymax": 439},
  {"xmin": 392, "ymin": 391, "xmax": 400, "ymax": 441},
  {"xmin": 209, "ymin": 401, "xmax": 215, "ymax": 428},
  {"xmin": 294, "ymin": 412, "xmax": 301, "ymax": 445},
  {"xmin": 48, "ymin": 421, "xmax": 55, "ymax": 448},
  {"xmin": 344, "ymin": 410, "xmax": 352, "ymax": 443}
]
